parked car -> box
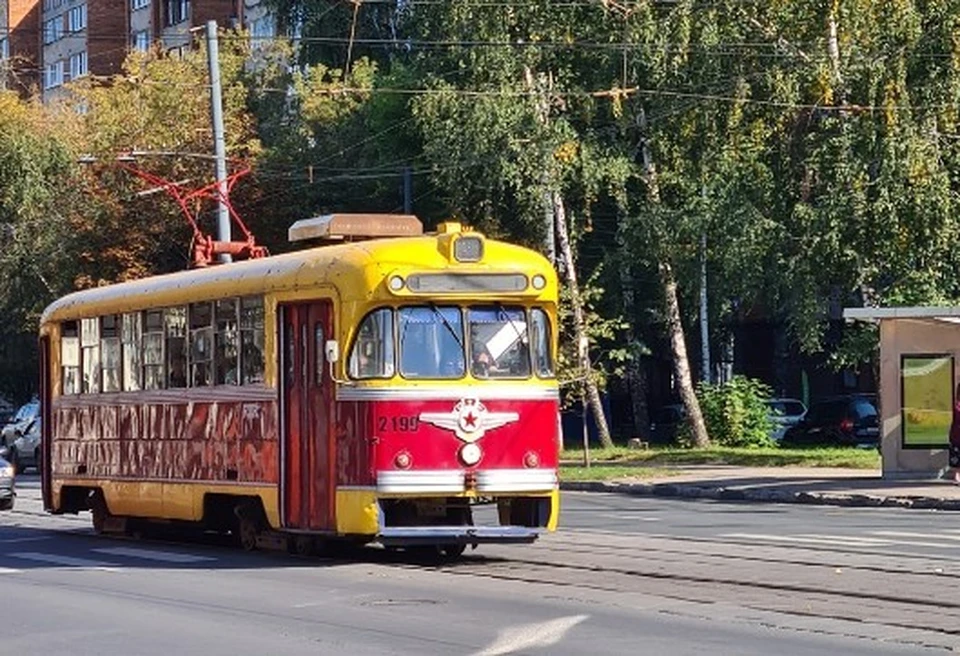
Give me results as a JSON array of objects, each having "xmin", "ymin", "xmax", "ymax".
[
  {"xmin": 9, "ymin": 417, "xmax": 41, "ymax": 475},
  {"xmin": 0, "ymin": 399, "xmax": 39, "ymax": 449},
  {"xmin": 0, "ymin": 452, "xmax": 14, "ymax": 510},
  {"xmin": 766, "ymin": 398, "xmax": 808, "ymax": 441},
  {"xmin": 781, "ymin": 394, "xmax": 879, "ymax": 448}
]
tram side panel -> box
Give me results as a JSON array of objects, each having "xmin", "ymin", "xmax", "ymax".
[{"xmin": 51, "ymin": 394, "xmax": 281, "ymax": 525}]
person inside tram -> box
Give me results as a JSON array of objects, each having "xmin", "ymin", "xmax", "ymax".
[{"xmin": 472, "ymin": 343, "xmax": 498, "ymax": 378}]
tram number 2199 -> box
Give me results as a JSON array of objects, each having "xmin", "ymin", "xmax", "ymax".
[{"xmin": 377, "ymin": 415, "xmax": 420, "ymax": 432}]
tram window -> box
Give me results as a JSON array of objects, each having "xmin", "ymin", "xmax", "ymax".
[
  {"xmin": 121, "ymin": 313, "xmax": 142, "ymax": 391},
  {"xmin": 240, "ymin": 296, "xmax": 265, "ymax": 384},
  {"xmin": 80, "ymin": 317, "xmax": 100, "ymax": 394},
  {"xmin": 468, "ymin": 306, "xmax": 531, "ymax": 379},
  {"xmin": 349, "ymin": 308, "xmax": 395, "ymax": 379},
  {"xmin": 189, "ymin": 302, "xmax": 213, "ymax": 387},
  {"xmin": 100, "ymin": 314, "xmax": 121, "ymax": 393},
  {"xmin": 214, "ymin": 298, "xmax": 239, "ymax": 385},
  {"xmin": 165, "ymin": 307, "xmax": 187, "ymax": 388},
  {"xmin": 398, "ymin": 306, "xmax": 464, "ymax": 379},
  {"xmin": 61, "ymin": 320, "xmax": 80, "ymax": 395},
  {"xmin": 530, "ymin": 308, "xmax": 554, "ymax": 378},
  {"xmin": 142, "ymin": 309, "xmax": 165, "ymax": 390}
]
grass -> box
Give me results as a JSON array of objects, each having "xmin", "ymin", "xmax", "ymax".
[{"xmin": 560, "ymin": 447, "xmax": 880, "ymax": 476}]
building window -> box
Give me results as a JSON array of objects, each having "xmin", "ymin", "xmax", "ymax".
[
  {"xmin": 69, "ymin": 51, "xmax": 87, "ymax": 80},
  {"xmin": 67, "ymin": 4, "xmax": 87, "ymax": 32},
  {"xmin": 44, "ymin": 61, "xmax": 64, "ymax": 90},
  {"xmin": 164, "ymin": 0, "xmax": 188, "ymax": 26},
  {"xmin": 131, "ymin": 0, "xmax": 150, "ymax": 9},
  {"xmin": 132, "ymin": 30, "xmax": 150, "ymax": 52},
  {"xmin": 61, "ymin": 321, "xmax": 80, "ymax": 395},
  {"xmin": 43, "ymin": 16, "xmax": 64, "ymax": 45},
  {"xmin": 0, "ymin": 37, "xmax": 9, "ymax": 61}
]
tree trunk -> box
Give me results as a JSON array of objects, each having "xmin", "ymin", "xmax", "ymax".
[
  {"xmin": 636, "ymin": 106, "xmax": 710, "ymax": 447},
  {"xmin": 660, "ymin": 261, "xmax": 710, "ymax": 448},
  {"xmin": 554, "ymin": 190, "xmax": 614, "ymax": 448}
]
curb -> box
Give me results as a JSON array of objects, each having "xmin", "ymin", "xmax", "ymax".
[{"xmin": 560, "ymin": 481, "xmax": 960, "ymax": 511}]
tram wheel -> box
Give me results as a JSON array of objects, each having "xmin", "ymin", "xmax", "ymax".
[
  {"xmin": 292, "ymin": 535, "xmax": 316, "ymax": 557},
  {"xmin": 237, "ymin": 517, "xmax": 257, "ymax": 551}
]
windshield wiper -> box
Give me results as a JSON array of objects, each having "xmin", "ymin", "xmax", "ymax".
[{"xmin": 429, "ymin": 303, "xmax": 463, "ymax": 349}]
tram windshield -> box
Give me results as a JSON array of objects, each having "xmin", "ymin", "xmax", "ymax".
[{"xmin": 348, "ymin": 305, "xmax": 554, "ymax": 380}]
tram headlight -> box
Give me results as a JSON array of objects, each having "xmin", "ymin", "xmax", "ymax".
[
  {"xmin": 453, "ymin": 236, "xmax": 483, "ymax": 262},
  {"xmin": 394, "ymin": 451, "xmax": 412, "ymax": 469},
  {"xmin": 459, "ymin": 443, "xmax": 482, "ymax": 466},
  {"xmin": 531, "ymin": 274, "xmax": 547, "ymax": 290},
  {"xmin": 523, "ymin": 451, "xmax": 540, "ymax": 468},
  {"xmin": 389, "ymin": 275, "xmax": 405, "ymax": 291}
]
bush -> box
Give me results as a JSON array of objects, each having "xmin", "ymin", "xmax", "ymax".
[{"xmin": 696, "ymin": 376, "xmax": 775, "ymax": 448}]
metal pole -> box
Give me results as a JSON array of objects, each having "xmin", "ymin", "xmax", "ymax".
[
  {"xmin": 205, "ymin": 20, "xmax": 231, "ymax": 263},
  {"xmin": 699, "ymin": 231, "xmax": 710, "ymax": 384}
]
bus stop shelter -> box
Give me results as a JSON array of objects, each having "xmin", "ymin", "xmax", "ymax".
[{"xmin": 844, "ymin": 307, "xmax": 958, "ymax": 479}]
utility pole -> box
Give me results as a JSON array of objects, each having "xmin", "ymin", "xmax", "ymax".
[{"xmin": 205, "ymin": 20, "xmax": 231, "ymax": 263}]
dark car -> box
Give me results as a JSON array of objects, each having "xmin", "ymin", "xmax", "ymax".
[
  {"xmin": 0, "ymin": 452, "xmax": 14, "ymax": 510},
  {"xmin": 781, "ymin": 394, "xmax": 879, "ymax": 448}
]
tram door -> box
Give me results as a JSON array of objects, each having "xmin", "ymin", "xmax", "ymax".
[{"xmin": 280, "ymin": 301, "xmax": 335, "ymax": 531}]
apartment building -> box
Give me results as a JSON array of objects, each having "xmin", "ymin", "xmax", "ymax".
[
  {"xmin": 1, "ymin": 0, "xmax": 274, "ymax": 100},
  {"xmin": 2, "ymin": 0, "xmax": 41, "ymax": 92}
]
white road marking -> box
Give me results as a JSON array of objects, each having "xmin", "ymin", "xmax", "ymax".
[
  {"xmin": 871, "ymin": 530, "xmax": 960, "ymax": 542},
  {"xmin": 471, "ymin": 614, "xmax": 588, "ymax": 656},
  {"xmin": 722, "ymin": 532, "xmax": 960, "ymax": 549},
  {"xmin": 0, "ymin": 567, "xmax": 22, "ymax": 574},
  {"xmin": 92, "ymin": 546, "xmax": 217, "ymax": 564},
  {"xmin": 9, "ymin": 552, "xmax": 121, "ymax": 571},
  {"xmin": 0, "ymin": 536, "xmax": 52, "ymax": 544}
]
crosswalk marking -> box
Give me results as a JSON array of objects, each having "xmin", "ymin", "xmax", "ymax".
[
  {"xmin": 9, "ymin": 552, "xmax": 121, "ymax": 571},
  {"xmin": 92, "ymin": 546, "xmax": 217, "ymax": 564}
]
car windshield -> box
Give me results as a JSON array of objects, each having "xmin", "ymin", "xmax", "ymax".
[
  {"xmin": 13, "ymin": 402, "xmax": 38, "ymax": 422},
  {"xmin": 397, "ymin": 306, "xmax": 465, "ymax": 379}
]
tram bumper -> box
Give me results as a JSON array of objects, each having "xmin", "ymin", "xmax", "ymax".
[{"xmin": 378, "ymin": 524, "xmax": 540, "ymax": 547}]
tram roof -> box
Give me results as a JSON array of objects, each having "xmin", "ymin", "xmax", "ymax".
[{"xmin": 40, "ymin": 232, "xmax": 557, "ymax": 325}]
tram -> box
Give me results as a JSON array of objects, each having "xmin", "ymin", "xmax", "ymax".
[{"xmin": 38, "ymin": 215, "xmax": 560, "ymax": 556}]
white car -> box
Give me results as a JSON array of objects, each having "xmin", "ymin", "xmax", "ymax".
[{"xmin": 766, "ymin": 398, "xmax": 808, "ymax": 441}]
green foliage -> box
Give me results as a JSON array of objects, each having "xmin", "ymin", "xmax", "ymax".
[{"xmin": 693, "ymin": 376, "xmax": 776, "ymax": 448}]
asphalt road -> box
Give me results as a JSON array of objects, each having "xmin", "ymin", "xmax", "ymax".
[{"xmin": 0, "ymin": 476, "xmax": 955, "ymax": 655}]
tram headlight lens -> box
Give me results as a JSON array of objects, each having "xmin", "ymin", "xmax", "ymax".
[
  {"xmin": 389, "ymin": 275, "xmax": 405, "ymax": 291},
  {"xmin": 453, "ymin": 236, "xmax": 483, "ymax": 263},
  {"xmin": 531, "ymin": 274, "xmax": 547, "ymax": 290},
  {"xmin": 523, "ymin": 451, "xmax": 540, "ymax": 468},
  {"xmin": 459, "ymin": 443, "xmax": 482, "ymax": 466},
  {"xmin": 394, "ymin": 451, "xmax": 412, "ymax": 469}
]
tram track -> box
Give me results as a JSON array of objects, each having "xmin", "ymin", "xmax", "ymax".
[{"xmin": 7, "ymin": 497, "xmax": 960, "ymax": 645}]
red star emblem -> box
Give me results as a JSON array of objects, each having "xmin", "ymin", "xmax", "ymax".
[{"xmin": 463, "ymin": 411, "xmax": 477, "ymax": 428}]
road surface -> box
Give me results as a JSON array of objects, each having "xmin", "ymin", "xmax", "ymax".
[{"xmin": 0, "ymin": 476, "xmax": 954, "ymax": 654}]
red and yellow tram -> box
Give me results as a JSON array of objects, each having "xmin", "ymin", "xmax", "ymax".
[{"xmin": 39, "ymin": 216, "xmax": 560, "ymax": 555}]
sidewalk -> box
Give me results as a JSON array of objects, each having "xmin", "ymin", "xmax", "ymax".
[{"xmin": 561, "ymin": 466, "xmax": 960, "ymax": 511}]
